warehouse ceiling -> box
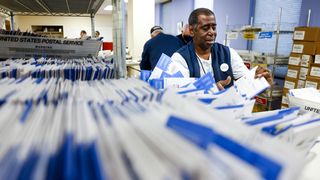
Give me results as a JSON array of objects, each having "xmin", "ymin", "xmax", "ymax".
[{"xmin": 0, "ymin": 0, "xmax": 106, "ymax": 16}]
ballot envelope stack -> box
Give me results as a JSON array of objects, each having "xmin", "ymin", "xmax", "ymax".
[
  {"xmin": 0, "ymin": 57, "xmax": 114, "ymax": 80},
  {"xmin": 0, "ymin": 53, "xmax": 319, "ymax": 179},
  {"xmin": 141, "ymin": 53, "xmax": 320, "ymax": 178},
  {"xmin": 0, "ymin": 77, "xmax": 309, "ymax": 180},
  {"xmin": 142, "ymin": 53, "xmax": 320, "ymax": 136},
  {"xmin": 158, "ymin": 69, "xmax": 320, "ymax": 153}
]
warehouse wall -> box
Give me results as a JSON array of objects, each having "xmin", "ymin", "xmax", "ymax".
[
  {"xmin": 13, "ymin": 14, "xmax": 113, "ymax": 41},
  {"xmin": 155, "ymin": 3, "xmax": 161, "ymax": 26},
  {"xmin": 299, "ymin": 0, "xmax": 320, "ymax": 27},
  {"xmin": 252, "ymin": 0, "xmax": 302, "ymax": 55},
  {"xmin": 159, "ymin": 0, "xmax": 193, "ymax": 35},
  {"xmin": 94, "ymin": 15, "xmax": 113, "ymax": 42},
  {"xmin": 156, "ymin": 0, "xmax": 250, "ymax": 49},
  {"xmin": 194, "ymin": 0, "xmax": 213, "ymax": 10},
  {"xmin": 213, "ymin": 0, "xmax": 251, "ymax": 49},
  {"xmin": 127, "ymin": 0, "xmax": 155, "ymax": 60}
]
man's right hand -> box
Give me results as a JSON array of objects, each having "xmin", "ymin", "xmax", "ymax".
[{"xmin": 217, "ymin": 76, "xmax": 232, "ymax": 90}]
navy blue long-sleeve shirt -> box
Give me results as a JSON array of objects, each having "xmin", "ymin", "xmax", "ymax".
[
  {"xmin": 176, "ymin": 34, "xmax": 192, "ymax": 45},
  {"xmin": 140, "ymin": 33, "xmax": 183, "ymax": 70}
]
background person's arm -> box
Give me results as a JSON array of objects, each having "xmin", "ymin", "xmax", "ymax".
[{"xmin": 139, "ymin": 44, "xmax": 151, "ymax": 70}]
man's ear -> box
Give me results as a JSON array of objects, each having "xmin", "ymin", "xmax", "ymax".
[{"xmin": 189, "ymin": 25, "xmax": 195, "ymax": 37}]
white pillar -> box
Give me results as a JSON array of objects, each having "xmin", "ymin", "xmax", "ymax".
[
  {"xmin": 127, "ymin": 0, "xmax": 155, "ymax": 61},
  {"xmin": 90, "ymin": 13, "xmax": 95, "ymax": 37},
  {"xmin": 194, "ymin": 0, "xmax": 214, "ymax": 10}
]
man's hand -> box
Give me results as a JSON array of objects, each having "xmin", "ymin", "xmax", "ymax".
[
  {"xmin": 255, "ymin": 66, "xmax": 273, "ymax": 85},
  {"xmin": 217, "ymin": 76, "xmax": 232, "ymax": 90}
]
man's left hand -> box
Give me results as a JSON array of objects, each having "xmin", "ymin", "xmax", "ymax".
[
  {"xmin": 255, "ymin": 66, "xmax": 273, "ymax": 85},
  {"xmin": 217, "ymin": 76, "xmax": 232, "ymax": 90}
]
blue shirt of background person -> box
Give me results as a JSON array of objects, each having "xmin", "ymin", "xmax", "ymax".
[{"xmin": 140, "ymin": 26, "xmax": 183, "ymax": 70}]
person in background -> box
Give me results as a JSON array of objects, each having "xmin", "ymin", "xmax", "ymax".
[
  {"xmin": 176, "ymin": 24, "xmax": 192, "ymax": 45},
  {"xmin": 95, "ymin": 30, "xmax": 103, "ymax": 41},
  {"xmin": 171, "ymin": 8, "xmax": 272, "ymax": 90},
  {"xmin": 80, "ymin": 30, "xmax": 87, "ymax": 39},
  {"xmin": 80, "ymin": 30, "xmax": 91, "ymax": 40},
  {"xmin": 140, "ymin": 26, "xmax": 183, "ymax": 70},
  {"xmin": 95, "ymin": 31, "xmax": 100, "ymax": 38}
]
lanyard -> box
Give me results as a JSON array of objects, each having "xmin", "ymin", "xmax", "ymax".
[{"xmin": 196, "ymin": 55, "xmax": 208, "ymax": 75}]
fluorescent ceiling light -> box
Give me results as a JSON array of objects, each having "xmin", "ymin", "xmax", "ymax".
[
  {"xmin": 124, "ymin": 0, "xmax": 128, "ymax": 3},
  {"xmin": 104, "ymin": 5, "xmax": 112, "ymax": 11}
]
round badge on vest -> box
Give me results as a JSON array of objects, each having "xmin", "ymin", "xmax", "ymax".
[{"xmin": 220, "ymin": 63, "xmax": 229, "ymax": 72}]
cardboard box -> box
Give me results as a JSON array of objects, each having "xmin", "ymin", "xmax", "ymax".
[
  {"xmin": 301, "ymin": 54, "xmax": 314, "ymax": 67},
  {"xmin": 293, "ymin": 27, "xmax": 320, "ymax": 41},
  {"xmin": 286, "ymin": 65, "xmax": 300, "ymax": 79},
  {"xmin": 284, "ymin": 77, "xmax": 298, "ymax": 90},
  {"xmin": 305, "ymin": 76, "xmax": 320, "ymax": 89},
  {"xmin": 289, "ymin": 53, "xmax": 314, "ymax": 67},
  {"xmin": 315, "ymin": 44, "xmax": 320, "ymax": 64},
  {"xmin": 282, "ymin": 88, "xmax": 289, "ymax": 105},
  {"xmin": 315, "ymin": 55, "xmax": 320, "ymax": 64},
  {"xmin": 309, "ymin": 64, "xmax": 320, "ymax": 78},
  {"xmin": 251, "ymin": 63, "xmax": 267, "ymax": 69},
  {"xmin": 281, "ymin": 104, "xmax": 289, "ymax": 109},
  {"xmin": 281, "ymin": 96, "xmax": 289, "ymax": 105},
  {"xmin": 297, "ymin": 79, "xmax": 305, "ymax": 89},
  {"xmin": 283, "ymin": 88, "xmax": 289, "ymax": 95},
  {"xmin": 261, "ymin": 85, "xmax": 283, "ymax": 98},
  {"xmin": 299, "ymin": 67, "xmax": 310, "ymax": 80},
  {"xmin": 288, "ymin": 53, "xmax": 301, "ymax": 66},
  {"xmin": 292, "ymin": 41, "xmax": 319, "ymax": 55}
]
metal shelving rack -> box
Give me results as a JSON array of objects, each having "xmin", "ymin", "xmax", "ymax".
[
  {"xmin": 225, "ymin": 7, "xmax": 295, "ymax": 111},
  {"xmin": 269, "ymin": 8, "xmax": 283, "ymax": 110}
]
